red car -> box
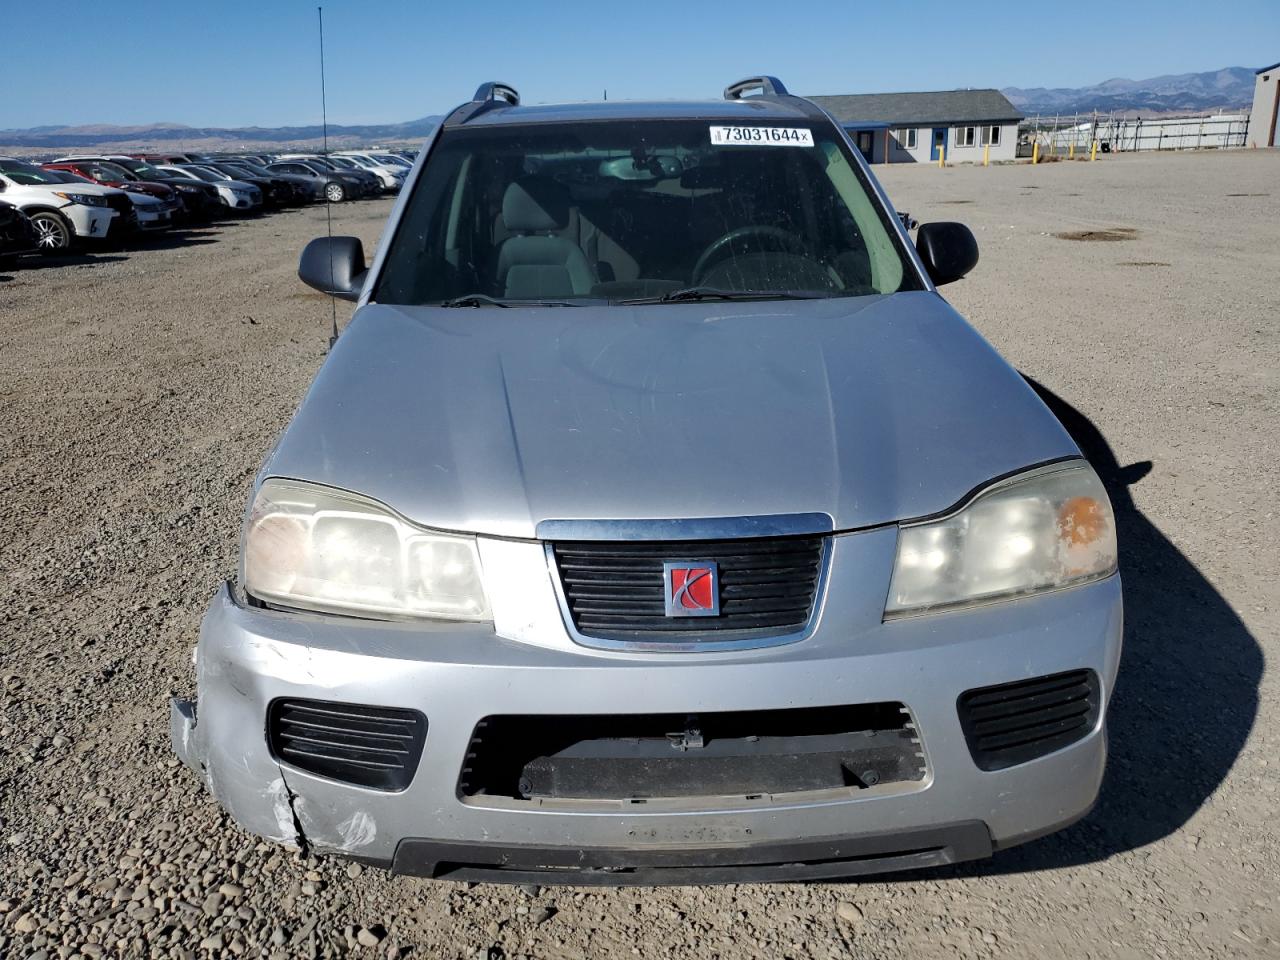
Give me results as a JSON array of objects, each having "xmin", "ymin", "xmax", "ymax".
[
  {"xmin": 42, "ymin": 159, "xmax": 179, "ymax": 204},
  {"xmin": 43, "ymin": 159, "xmax": 186, "ymax": 231}
]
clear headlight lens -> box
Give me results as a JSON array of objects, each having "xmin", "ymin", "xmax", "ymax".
[
  {"xmin": 242, "ymin": 479, "xmax": 490, "ymax": 621},
  {"xmin": 886, "ymin": 462, "xmax": 1117, "ymax": 618},
  {"xmin": 53, "ymin": 192, "xmax": 107, "ymax": 207}
]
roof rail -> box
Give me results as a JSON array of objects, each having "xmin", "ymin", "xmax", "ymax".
[
  {"xmin": 724, "ymin": 76, "xmax": 790, "ymax": 100},
  {"xmin": 445, "ymin": 82, "xmax": 522, "ymax": 127},
  {"xmin": 472, "ymin": 82, "xmax": 520, "ymax": 106}
]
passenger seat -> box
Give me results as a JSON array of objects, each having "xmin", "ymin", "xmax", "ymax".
[{"xmin": 496, "ymin": 177, "xmax": 595, "ymax": 298}]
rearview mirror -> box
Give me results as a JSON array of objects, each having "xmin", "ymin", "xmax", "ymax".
[
  {"xmin": 915, "ymin": 222, "xmax": 979, "ymax": 286},
  {"xmin": 298, "ymin": 236, "xmax": 367, "ymax": 302}
]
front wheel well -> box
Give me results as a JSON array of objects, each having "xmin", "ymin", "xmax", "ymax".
[{"xmin": 20, "ymin": 204, "xmax": 70, "ymax": 220}]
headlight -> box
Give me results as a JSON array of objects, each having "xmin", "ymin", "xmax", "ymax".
[
  {"xmin": 52, "ymin": 192, "xmax": 107, "ymax": 207},
  {"xmin": 885, "ymin": 461, "xmax": 1116, "ymax": 618},
  {"xmin": 242, "ymin": 479, "xmax": 490, "ymax": 621}
]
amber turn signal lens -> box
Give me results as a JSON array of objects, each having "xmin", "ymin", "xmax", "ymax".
[{"xmin": 1058, "ymin": 496, "xmax": 1107, "ymax": 546}]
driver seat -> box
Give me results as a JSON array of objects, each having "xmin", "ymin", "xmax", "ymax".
[{"xmin": 496, "ymin": 177, "xmax": 595, "ymax": 298}]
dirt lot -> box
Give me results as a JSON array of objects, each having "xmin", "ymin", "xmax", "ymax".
[{"xmin": 2, "ymin": 149, "xmax": 1277, "ymax": 959}]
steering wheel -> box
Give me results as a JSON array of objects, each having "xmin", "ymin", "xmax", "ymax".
[{"xmin": 691, "ymin": 225, "xmax": 808, "ymax": 285}]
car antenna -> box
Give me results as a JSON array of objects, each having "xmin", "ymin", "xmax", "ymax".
[{"xmin": 318, "ymin": 5, "xmax": 339, "ymax": 350}]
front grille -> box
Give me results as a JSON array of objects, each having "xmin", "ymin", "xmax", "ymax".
[
  {"xmin": 104, "ymin": 193, "xmax": 132, "ymax": 215},
  {"xmin": 957, "ymin": 670, "xmax": 1100, "ymax": 771},
  {"xmin": 268, "ymin": 698, "xmax": 426, "ymax": 790},
  {"xmin": 551, "ymin": 536, "xmax": 825, "ymax": 642}
]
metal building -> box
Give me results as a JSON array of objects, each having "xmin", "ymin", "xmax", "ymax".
[{"xmin": 1250, "ymin": 61, "xmax": 1280, "ymax": 148}]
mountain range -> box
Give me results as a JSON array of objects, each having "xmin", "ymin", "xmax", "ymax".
[
  {"xmin": 0, "ymin": 66, "xmax": 1262, "ymax": 154},
  {"xmin": 1002, "ymin": 67, "xmax": 1256, "ymax": 117},
  {"xmin": 0, "ymin": 116, "xmax": 443, "ymax": 155}
]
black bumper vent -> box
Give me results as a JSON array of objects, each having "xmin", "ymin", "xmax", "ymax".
[
  {"xmin": 459, "ymin": 703, "xmax": 924, "ymax": 803},
  {"xmin": 551, "ymin": 536, "xmax": 825, "ymax": 642},
  {"xmin": 268, "ymin": 698, "xmax": 426, "ymax": 791},
  {"xmin": 957, "ymin": 670, "xmax": 1100, "ymax": 771}
]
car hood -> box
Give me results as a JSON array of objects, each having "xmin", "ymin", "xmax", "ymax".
[
  {"xmin": 124, "ymin": 191, "xmax": 163, "ymax": 207},
  {"xmin": 266, "ymin": 292, "xmax": 1078, "ymax": 539},
  {"xmin": 129, "ymin": 181, "xmax": 176, "ymax": 198},
  {"xmin": 17, "ymin": 181, "xmax": 125, "ymax": 197}
]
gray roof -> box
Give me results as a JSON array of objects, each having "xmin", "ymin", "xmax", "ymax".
[
  {"xmin": 463, "ymin": 98, "xmax": 818, "ymax": 126},
  {"xmin": 808, "ymin": 89, "xmax": 1023, "ymax": 126}
]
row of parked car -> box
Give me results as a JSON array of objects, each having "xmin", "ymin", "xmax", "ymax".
[{"xmin": 0, "ymin": 149, "xmax": 417, "ymax": 262}]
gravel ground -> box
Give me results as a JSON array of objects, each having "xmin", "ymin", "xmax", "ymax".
[{"xmin": 1, "ymin": 150, "xmax": 1277, "ymax": 959}]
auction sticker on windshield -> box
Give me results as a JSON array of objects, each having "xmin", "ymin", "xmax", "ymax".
[{"xmin": 710, "ymin": 126, "xmax": 814, "ymax": 147}]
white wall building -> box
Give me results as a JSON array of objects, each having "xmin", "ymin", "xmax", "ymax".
[
  {"xmin": 1250, "ymin": 61, "xmax": 1280, "ymax": 147},
  {"xmin": 808, "ymin": 89, "xmax": 1023, "ymax": 164}
]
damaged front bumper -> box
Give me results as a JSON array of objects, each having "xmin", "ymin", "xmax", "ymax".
[{"xmin": 171, "ymin": 547, "xmax": 1122, "ymax": 883}]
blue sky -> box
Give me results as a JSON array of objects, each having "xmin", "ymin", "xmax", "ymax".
[{"xmin": 5, "ymin": 0, "xmax": 1277, "ymax": 129}]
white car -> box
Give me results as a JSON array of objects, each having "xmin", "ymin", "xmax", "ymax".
[
  {"xmin": 344, "ymin": 151, "xmax": 413, "ymax": 172},
  {"xmin": 0, "ymin": 157, "xmax": 127, "ymax": 251},
  {"xmin": 373, "ymin": 152, "xmax": 414, "ymax": 171},
  {"xmin": 282, "ymin": 153, "xmax": 400, "ymax": 192},
  {"xmin": 125, "ymin": 190, "xmax": 179, "ymax": 230},
  {"xmin": 157, "ymin": 164, "xmax": 261, "ymax": 211},
  {"xmin": 333, "ymin": 152, "xmax": 409, "ymax": 190}
]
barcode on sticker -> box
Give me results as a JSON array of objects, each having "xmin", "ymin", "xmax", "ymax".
[{"xmin": 710, "ymin": 126, "xmax": 814, "ymax": 147}]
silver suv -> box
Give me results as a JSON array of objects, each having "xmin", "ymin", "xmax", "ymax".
[{"xmin": 172, "ymin": 77, "xmax": 1122, "ymax": 884}]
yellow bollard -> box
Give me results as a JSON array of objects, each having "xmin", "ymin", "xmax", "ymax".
[
  {"xmin": 1090, "ymin": 140, "xmax": 1098, "ymax": 161},
  {"xmin": 1032, "ymin": 142, "xmax": 1039, "ymax": 164},
  {"xmin": 1069, "ymin": 142, "xmax": 1075, "ymax": 159},
  {"xmin": 983, "ymin": 144, "xmax": 989, "ymax": 166},
  {"xmin": 938, "ymin": 146, "xmax": 945, "ymax": 168}
]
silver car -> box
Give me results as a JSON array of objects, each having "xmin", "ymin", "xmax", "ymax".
[{"xmin": 172, "ymin": 77, "xmax": 1122, "ymax": 885}]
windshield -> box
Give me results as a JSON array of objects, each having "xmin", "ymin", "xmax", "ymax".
[
  {"xmin": 85, "ymin": 161, "xmax": 136, "ymax": 182},
  {"xmin": 184, "ymin": 166, "xmax": 227, "ymax": 182},
  {"xmin": 112, "ymin": 158, "xmax": 149, "ymax": 174},
  {"xmin": 208, "ymin": 163, "xmax": 251, "ymax": 178},
  {"xmin": 327, "ymin": 156, "xmax": 358, "ymax": 169},
  {"xmin": 375, "ymin": 118, "xmax": 919, "ymax": 306},
  {"xmin": 375, "ymin": 154, "xmax": 409, "ymax": 167},
  {"xmin": 128, "ymin": 161, "xmax": 169, "ymax": 179},
  {"xmin": 0, "ymin": 160, "xmax": 81, "ymax": 185}
]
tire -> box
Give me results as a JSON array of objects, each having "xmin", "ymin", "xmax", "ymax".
[
  {"xmin": 324, "ymin": 182, "xmax": 346, "ymax": 203},
  {"xmin": 29, "ymin": 211, "xmax": 72, "ymax": 253}
]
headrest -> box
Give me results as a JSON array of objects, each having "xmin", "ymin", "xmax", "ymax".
[{"xmin": 502, "ymin": 176, "xmax": 570, "ymax": 232}]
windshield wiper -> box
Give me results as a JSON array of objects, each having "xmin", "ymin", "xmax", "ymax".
[
  {"xmin": 439, "ymin": 293, "xmax": 510, "ymax": 308},
  {"xmin": 437, "ymin": 293, "xmax": 584, "ymax": 308},
  {"xmin": 618, "ymin": 286, "xmax": 830, "ymax": 305}
]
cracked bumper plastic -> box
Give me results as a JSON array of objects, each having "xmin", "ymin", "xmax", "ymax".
[{"xmin": 171, "ymin": 534, "xmax": 1122, "ymax": 878}]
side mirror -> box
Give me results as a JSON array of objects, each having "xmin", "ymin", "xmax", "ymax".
[
  {"xmin": 298, "ymin": 236, "xmax": 367, "ymax": 302},
  {"xmin": 915, "ymin": 221, "xmax": 979, "ymax": 286}
]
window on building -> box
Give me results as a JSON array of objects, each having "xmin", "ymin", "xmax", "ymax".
[
  {"xmin": 895, "ymin": 128, "xmax": 917, "ymax": 149},
  {"xmin": 986, "ymin": 125, "xmax": 1001, "ymax": 146},
  {"xmin": 955, "ymin": 126, "xmax": 977, "ymax": 147}
]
